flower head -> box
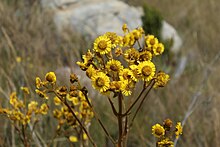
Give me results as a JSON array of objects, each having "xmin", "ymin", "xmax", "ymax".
[
  {"xmin": 137, "ymin": 61, "xmax": 156, "ymax": 81},
  {"xmin": 145, "ymin": 35, "xmax": 158, "ymax": 48},
  {"xmin": 106, "ymin": 59, "xmax": 123, "ymax": 73},
  {"xmin": 153, "ymin": 43, "xmax": 164, "ymax": 56},
  {"xmin": 154, "ymin": 71, "xmax": 170, "ymax": 88},
  {"xmin": 175, "ymin": 122, "xmax": 183, "ymax": 139},
  {"xmin": 157, "ymin": 138, "xmax": 174, "ymax": 147},
  {"xmin": 45, "ymin": 72, "xmax": 56, "ymax": 83},
  {"xmin": 94, "ymin": 35, "xmax": 112, "ymax": 54},
  {"xmin": 152, "ymin": 124, "xmax": 165, "ymax": 138},
  {"xmin": 91, "ymin": 72, "xmax": 110, "ymax": 93}
]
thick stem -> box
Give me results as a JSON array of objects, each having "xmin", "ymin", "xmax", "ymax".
[{"xmin": 117, "ymin": 93, "xmax": 123, "ymax": 147}]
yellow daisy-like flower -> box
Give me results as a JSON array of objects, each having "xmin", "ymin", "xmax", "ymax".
[
  {"xmin": 123, "ymin": 33, "xmax": 135, "ymax": 47},
  {"xmin": 139, "ymin": 50, "xmax": 152, "ymax": 61},
  {"xmin": 175, "ymin": 122, "xmax": 183, "ymax": 139},
  {"xmin": 137, "ymin": 61, "xmax": 156, "ymax": 81},
  {"xmin": 54, "ymin": 96, "xmax": 62, "ymax": 105},
  {"xmin": 121, "ymin": 80, "xmax": 135, "ymax": 96},
  {"xmin": 115, "ymin": 47, "xmax": 123, "ymax": 57},
  {"xmin": 91, "ymin": 72, "xmax": 110, "ymax": 93},
  {"xmin": 131, "ymin": 29, "xmax": 142, "ymax": 40},
  {"xmin": 123, "ymin": 48, "xmax": 139, "ymax": 64},
  {"xmin": 110, "ymin": 81, "xmax": 123, "ymax": 92},
  {"xmin": 157, "ymin": 138, "xmax": 174, "ymax": 147},
  {"xmin": 154, "ymin": 71, "xmax": 170, "ymax": 88},
  {"xmin": 94, "ymin": 35, "xmax": 112, "ymax": 54},
  {"xmin": 153, "ymin": 43, "xmax": 165, "ymax": 56},
  {"xmin": 82, "ymin": 49, "xmax": 93, "ymax": 64},
  {"xmin": 152, "ymin": 124, "xmax": 165, "ymax": 138},
  {"xmin": 45, "ymin": 72, "xmax": 56, "ymax": 83},
  {"xmin": 39, "ymin": 103, "xmax": 49, "ymax": 115},
  {"xmin": 145, "ymin": 35, "xmax": 158, "ymax": 48},
  {"xmin": 105, "ymin": 32, "xmax": 122, "ymax": 48},
  {"xmin": 106, "ymin": 59, "xmax": 123, "ymax": 73},
  {"xmin": 119, "ymin": 68, "xmax": 137, "ymax": 82},
  {"xmin": 35, "ymin": 77, "xmax": 42, "ymax": 89},
  {"xmin": 86, "ymin": 65, "xmax": 97, "ymax": 78}
]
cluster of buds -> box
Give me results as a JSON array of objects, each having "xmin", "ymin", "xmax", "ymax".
[
  {"xmin": 77, "ymin": 24, "xmax": 169, "ymax": 96},
  {"xmin": 152, "ymin": 119, "xmax": 183, "ymax": 147},
  {"xmin": 0, "ymin": 87, "xmax": 48, "ymax": 126},
  {"xmin": 35, "ymin": 72, "xmax": 93, "ymax": 143}
]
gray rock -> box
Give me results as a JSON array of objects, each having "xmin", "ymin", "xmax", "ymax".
[
  {"xmin": 161, "ymin": 21, "xmax": 183, "ymax": 54},
  {"xmin": 42, "ymin": 0, "xmax": 182, "ymax": 54}
]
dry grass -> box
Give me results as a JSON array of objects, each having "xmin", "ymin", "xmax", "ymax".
[{"xmin": 1, "ymin": 0, "xmax": 220, "ymax": 146}]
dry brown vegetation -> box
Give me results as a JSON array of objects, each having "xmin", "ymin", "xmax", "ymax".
[{"xmin": 0, "ymin": 0, "xmax": 220, "ymax": 146}]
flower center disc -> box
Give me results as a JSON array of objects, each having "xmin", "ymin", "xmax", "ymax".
[
  {"xmin": 98, "ymin": 40, "xmax": 107, "ymax": 50},
  {"xmin": 96, "ymin": 77, "xmax": 105, "ymax": 87},
  {"xmin": 150, "ymin": 39, "xmax": 155, "ymax": 45},
  {"xmin": 110, "ymin": 65, "xmax": 118, "ymax": 71},
  {"xmin": 142, "ymin": 66, "xmax": 152, "ymax": 76}
]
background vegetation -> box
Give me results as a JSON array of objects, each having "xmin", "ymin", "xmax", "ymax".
[{"xmin": 1, "ymin": 0, "xmax": 220, "ymax": 146}]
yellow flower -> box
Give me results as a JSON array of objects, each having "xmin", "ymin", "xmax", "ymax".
[
  {"xmin": 115, "ymin": 47, "xmax": 123, "ymax": 57},
  {"xmin": 105, "ymin": 32, "xmax": 122, "ymax": 47},
  {"xmin": 154, "ymin": 71, "xmax": 170, "ymax": 88},
  {"xmin": 119, "ymin": 68, "xmax": 137, "ymax": 82},
  {"xmin": 28, "ymin": 101, "xmax": 38, "ymax": 113},
  {"xmin": 94, "ymin": 35, "xmax": 112, "ymax": 54},
  {"xmin": 145, "ymin": 35, "xmax": 158, "ymax": 48},
  {"xmin": 123, "ymin": 33, "xmax": 135, "ymax": 47},
  {"xmin": 35, "ymin": 89, "xmax": 48, "ymax": 99},
  {"xmin": 45, "ymin": 72, "xmax": 56, "ymax": 83},
  {"xmin": 69, "ymin": 136, "xmax": 78, "ymax": 142},
  {"xmin": 39, "ymin": 103, "xmax": 49, "ymax": 115},
  {"xmin": 131, "ymin": 29, "xmax": 142, "ymax": 40},
  {"xmin": 53, "ymin": 109, "xmax": 62, "ymax": 119},
  {"xmin": 175, "ymin": 122, "xmax": 183, "ymax": 139},
  {"xmin": 153, "ymin": 43, "xmax": 164, "ymax": 56},
  {"xmin": 82, "ymin": 49, "xmax": 93, "ymax": 64},
  {"xmin": 152, "ymin": 124, "xmax": 165, "ymax": 138},
  {"xmin": 54, "ymin": 96, "xmax": 62, "ymax": 105},
  {"xmin": 121, "ymin": 80, "xmax": 135, "ymax": 96},
  {"xmin": 35, "ymin": 77, "xmax": 42, "ymax": 89},
  {"xmin": 20, "ymin": 87, "xmax": 30, "ymax": 94},
  {"xmin": 83, "ymin": 133, "xmax": 88, "ymax": 140},
  {"xmin": 110, "ymin": 81, "xmax": 123, "ymax": 92},
  {"xmin": 123, "ymin": 48, "xmax": 139, "ymax": 64},
  {"xmin": 86, "ymin": 65, "xmax": 97, "ymax": 78},
  {"xmin": 157, "ymin": 138, "xmax": 174, "ymax": 147},
  {"xmin": 122, "ymin": 23, "xmax": 128, "ymax": 33},
  {"xmin": 137, "ymin": 61, "xmax": 156, "ymax": 81},
  {"xmin": 91, "ymin": 72, "xmax": 110, "ymax": 93},
  {"xmin": 139, "ymin": 50, "xmax": 152, "ymax": 61},
  {"xmin": 106, "ymin": 59, "xmax": 123, "ymax": 73}
]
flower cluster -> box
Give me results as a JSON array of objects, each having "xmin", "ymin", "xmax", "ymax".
[
  {"xmin": 152, "ymin": 119, "xmax": 183, "ymax": 147},
  {"xmin": 0, "ymin": 88, "xmax": 48, "ymax": 126},
  {"xmin": 77, "ymin": 24, "xmax": 169, "ymax": 96},
  {"xmin": 35, "ymin": 72, "xmax": 93, "ymax": 143}
]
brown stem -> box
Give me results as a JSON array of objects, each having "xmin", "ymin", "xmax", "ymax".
[
  {"xmin": 81, "ymin": 90, "xmax": 116, "ymax": 145},
  {"xmin": 22, "ymin": 125, "xmax": 29, "ymax": 147},
  {"xmin": 117, "ymin": 93, "xmax": 123, "ymax": 147},
  {"xmin": 107, "ymin": 96, "xmax": 118, "ymax": 116},
  {"xmin": 122, "ymin": 83, "xmax": 146, "ymax": 117}
]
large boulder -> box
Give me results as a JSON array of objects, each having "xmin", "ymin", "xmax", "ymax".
[{"xmin": 42, "ymin": 0, "xmax": 182, "ymax": 53}]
